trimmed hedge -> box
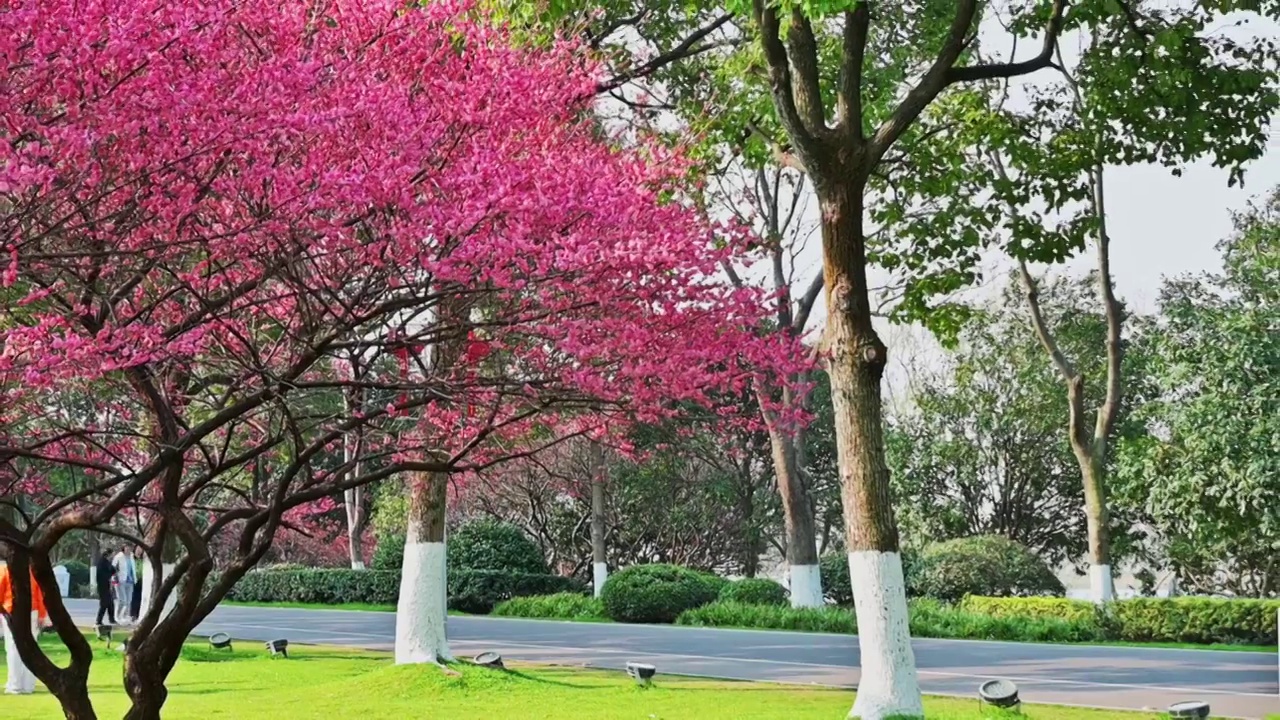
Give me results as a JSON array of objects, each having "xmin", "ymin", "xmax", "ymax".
[
  {"xmin": 960, "ymin": 596, "xmax": 1096, "ymax": 624},
  {"xmin": 678, "ymin": 601, "xmax": 857, "ymax": 634},
  {"xmin": 720, "ymin": 578, "xmax": 788, "ymax": 607},
  {"xmin": 910, "ymin": 598, "xmax": 1099, "ymax": 643},
  {"xmin": 600, "ymin": 564, "xmax": 721, "ymax": 624},
  {"xmin": 225, "ymin": 568, "xmax": 583, "ymax": 614},
  {"xmin": 911, "ymin": 536, "xmax": 1063, "ymax": 602},
  {"xmin": 492, "ymin": 593, "xmax": 606, "ymax": 621},
  {"xmin": 961, "ymin": 595, "xmax": 1280, "ymax": 646}
]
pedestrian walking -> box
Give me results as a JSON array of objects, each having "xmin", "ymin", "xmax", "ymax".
[
  {"xmin": 113, "ymin": 545, "xmax": 136, "ymax": 624},
  {"xmin": 0, "ymin": 563, "xmax": 49, "ymax": 695},
  {"xmin": 94, "ymin": 550, "xmax": 116, "ymax": 626},
  {"xmin": 130, "ymin": 546, "xmax": 143, "ymax": 621}
]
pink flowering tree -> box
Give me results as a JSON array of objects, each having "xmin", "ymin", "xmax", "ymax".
[{"xmin": 0, "ymin": 1, "xmax": 806, "ymax": 718}]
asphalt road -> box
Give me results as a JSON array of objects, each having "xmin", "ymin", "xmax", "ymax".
[{"xmin": 64, "ymin": 599, "xmax": 1278, "ymax": 718}]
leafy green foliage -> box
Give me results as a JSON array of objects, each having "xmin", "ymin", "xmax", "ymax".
[
  {"xmin": 960, "ymin": 596, "xmax": 1098, "ymax": 625},
  {"xmin": 909, "ymin": 536, "xmax": 1063, "ymax": 602},
  {"xmin": 59, "ymin": 560, "xmax": 90, "ymax": 597},
  {"xmin": 961, "ymin": 596, "xmax": 1280, "ymax": 646},
  {"xmin": 492, "ymin": 593, "xmax": 607, "ymax": 620},
  {"xmin": 909, "ymin": 598, "xmax": 1099, "ymax": 643},
  {"xmin": 369, "ymin": 520, "xmax": 548, "ymax": 576},
  {"xmin": 819, "ymin": 554, "xmax": 852, "ymax": 606},
  {"xmin": 224, "ymin": 568, "xmax": 582, "ymax": 613},
  {"xmin": 1116, "ymin": 198, "xmax": 1280, "ymax": 598},
  {"xmin": 599, "ymin": 564, "xmax": 722, "ymax": 623},
  {"xmin": 720, "ymin": 577, "xmax": 789, "ymax": 606},
  {"xmin": 677, "ymin": 600, "xmax": 858, "ymax": 634},
  {"xmin": 887, "ymin": 278, "xmax": 1150, "ymax": 567},
  {"xmin": 369, "ymin": 534, "xmax": 405, "ymax": 571},
  {"xmin": 449, "ymin": 519, "xmax": 549, "ymax": 575}
]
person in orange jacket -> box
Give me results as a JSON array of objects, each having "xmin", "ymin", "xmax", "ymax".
[{"xmin": 0, "ymin": 562, "xmax": 49, "ymax": 695}]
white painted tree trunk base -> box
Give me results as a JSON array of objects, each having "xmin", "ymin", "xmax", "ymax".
[
  {"xmin": 847, "ymin": 551, "xmax": 923, "ymax": 720},
  {"xmin": 350, "ymin": 561, "xmax": 366, "ymax": 571},
  {"xmin": 139, "ymin": 563, "xmax": 177, "ymax": 622},
  {"xmin": 592, "ymin": 562, "xmax": 608, "ymax": 599},
  {"xmin": 789, "ymin": 564, "xmax": 824, "ymax": 608},
  {"xmin": 1090, "ymin": 564, "xmax": 1115, "ymax": 603},
  {"xmin": 395, "ymin": 541, "xmax": 452, "ymax": 665}
]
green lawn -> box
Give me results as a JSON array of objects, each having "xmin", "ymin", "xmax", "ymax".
[{"xmin": 2, "ymin": 634, "xmax": 1160, "ymax": 720}]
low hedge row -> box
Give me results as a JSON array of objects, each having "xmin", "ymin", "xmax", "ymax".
[
  {"xmin": 961, "ymin": 596, "xmax": 1280, "ymax": 646},
  {"xmin": 226, "ymin": 568, "xmax": 584, "ymax": 614},
  {"xmin": 492, "ymin": 593, "xmax": 606, "ymax": 621}
]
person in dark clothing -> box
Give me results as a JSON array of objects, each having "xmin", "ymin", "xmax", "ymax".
[
  {"xmin": 130, "ymin": 547, "xmax": 143, "ymax": 620},
  {"xmin": 94, "ymin": 551, "xmax": 116, "ymax": 625}
]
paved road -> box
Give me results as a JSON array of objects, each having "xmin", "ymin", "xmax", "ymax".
[{"xmin": 65, "ymin": 599, "xmax": 1277, "ymax": 718}]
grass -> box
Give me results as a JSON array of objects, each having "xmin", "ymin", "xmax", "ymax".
[
  {"xmin": 2, "ymin": 633, "xmax": 1161, "ymax": 720},
  {"xmin": 491, "ymin": 593, "xmax": 609, "ymax": 621}
]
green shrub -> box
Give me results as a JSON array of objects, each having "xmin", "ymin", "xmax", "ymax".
[
  {"xmin": 225, "ymin": 568, "xmax": 583, "ymax": 614},
  {"xmin": 492, "ymin": 593, "xmax": 606, "ymax": 620},
  {"xmin": 600, "ymin": 564, "xmax": 721, "ymax": 623},
  {"xmin": 449, "ymin": 569, "xmax": 584, "ymax": 614},
  {"xmin": 1109, "ymin": 597, "xmax": 1279, "ymax": 646},
  {"xmin": 695, "ymin": 570, "xmax": 731, "ymax": 597},
  {"xmin": 910, "ymin": 536, "xmax": 1063, "ymax": 602},
  {"xmin": 370, "ymin": 534, "xmax": 405, "ymax": 571},
  {"xmin": 910, "ymin": 598, "xmax": 1099, "ymax": 643},
  {"xmin": 819, "ymin": 554, "xmax": 853, "ymax": 606},
  {"xmin": 449, "ymin": 520, "xmax": 547, "ymax": 575},
  {"xmin": 959, "ymin": 595, "xmax": 1280, "ymax": 646},
  {"xmin": 720, "ymin": 578, "xmax": 788, "ymax": 607},
  {"xmin": 960, "ymin": 596, "xmax": 1097, "ymax": 624},
  {"xmin": 677, "ymin": 601, "xmax": 857, "ymax": 634},
  {"xmin": 59, "ymin": 560, "xmax": 90, "ymax": 598}
]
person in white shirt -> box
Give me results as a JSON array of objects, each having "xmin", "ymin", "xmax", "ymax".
[{"xmin": 112, "ymin": 546, "xmax": 137, "ymax": 624}]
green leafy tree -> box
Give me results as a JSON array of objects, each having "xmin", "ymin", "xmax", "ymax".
[
  {"xmin": 1116, "ymin": 195, "xmax": 1280, "ymax": 597},
  {"xmin": 887, "ymin": 277, "xmax": 1151, "ymax": 569},
  {"xmin": 504, "ymin": 0, "xmax": 1277, "ymax": 714}
]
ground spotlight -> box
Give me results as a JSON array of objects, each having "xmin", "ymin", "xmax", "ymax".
[
  {"xmin": 625, "ymin": 662, "xmax": 657, "ymax": 688},
  {"xmin": 95, "ymin": 624, "xmax": 112, "ymax": 643},
  {"xmin": 473, "ymin": 652, "xmax": 504, "ymax": 669},
  {"xmin": 265, "ymin": 638, "xmax": 289, "ymax": 658},
  {"xmin": 1167, "ymin": 701, "xmax": 1210, "ymax": 719},
  {"xmin": 209, "ymin": 633, "xmax": 233, "ymax": 651},
  {"xmin": 978, "ymin": 679, "xmax": 1020, "ymax": 710}
]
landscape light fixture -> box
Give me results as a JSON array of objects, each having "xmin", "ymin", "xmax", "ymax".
[
  {"xmin": 977, "ymin": 680, "xmax": 1020, "ymax": 710},
  {"xmin": 209, "ymin": 633, "xmax": 233, "ymax": 652},
  {"xmin": 625, "ymin": 662, "xmax": 657, "ymax": 688},
  {"xmin": 472, "ymin": 652, "xmax": 504, "ymax": 670},
  {"xmin": 95, "ymin": 624, "xmax": 112, "ymax": 643},
  {"xmin": 1167, "ymin": 701, "xmax": 1211, "ymax": 719},
  {"xmin": 265, "ymin": 639, "xmax": 289, "ymax": 658}
]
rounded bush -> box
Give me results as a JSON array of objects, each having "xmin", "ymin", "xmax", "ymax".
[
  {"xmin": 448, "ymin": 519, "xmax": 547, "ymax": 575},
  {"xmin": 720, "ymin": 578, "xmax": 789, "ymax": 607},
  {"xmin": 819, "ymin": 554, "xmax": 852, "ymax": 606},
  {"xmin": 910, "ymin": 535, "xmax": 1063, "ymax": 602},
  {"xmin": 59, "ymin": 560, "xmax": 90, "ymax": 594},
  {"xmin": 600, "ymin": 564, "xmax": 721, "ymax": 623},
  {"xmin": 370, "ymin": 533, "xmax": 405, "ymax": 571}
]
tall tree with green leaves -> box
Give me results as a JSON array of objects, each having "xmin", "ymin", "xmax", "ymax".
[
  {"xmin": 943, "ymin": 5, "xmax": 1278, "ymax": 602},
  {"xmin": 502, "ymin": 0, "xmax": 1275, "ymax": 715},
  {"xmin": 1116, "ymin": 196, "xmax": 1280, "ymax": 597}
]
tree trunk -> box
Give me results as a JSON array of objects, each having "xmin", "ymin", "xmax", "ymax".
[
  {"xmin": 395, "ymin": 470, "xmax": 451, "ymax": 664},
  {"xmin": 87, "ymin": 532, "xmax": 99, "ymax": 594},
  {"xmin": 345, "ymin": 484, "xmax": 366, "ymax": 571},
  {"xmin": 139, "ymin": 534, "xmax": 179, "ymax": 622},
  {"xmin": 122, "ymin": 651, "xmax": 167, "ymax": 720},
  {"xmin": 1075, "ymin": 445, "xmax": 1114, "ymax": 602},
  {"xmin": 768, "ymin": 422, "xmax": 822, "ymax": 607},
  {"xmin": 820, "ymin": 183, "xmax": 922, "ymax": 720},
  {"xmin": 589, "ymin": 454, "xmax": 608, "ymax": 598}
]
